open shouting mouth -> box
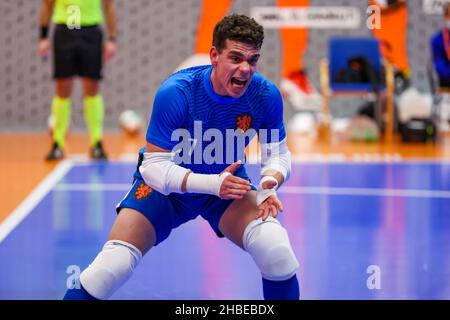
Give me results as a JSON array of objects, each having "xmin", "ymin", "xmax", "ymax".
[{"xmin": 231, "ymin": 77, "xmax": 248, "ymax": 88}]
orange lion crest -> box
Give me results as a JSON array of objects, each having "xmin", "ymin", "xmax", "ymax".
[
  {"xmin": 134, "ymin": 182, "xmax": 153, "ymax": 200},
  {"xmin": 236, "ymin": 114, "xmax": 253, "ymax": 133}
]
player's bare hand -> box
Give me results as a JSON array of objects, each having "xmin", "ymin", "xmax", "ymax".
[
  {"xmin": 256, "ymin": 194, "xmax": 283, "ymax": 221},
  {"xmin": 39, "ymin": 39, "xmax": 50, "ymax": 60},
  {"xmin": 219, "ymin": 160, "xmax": 251, "ymax": 200},
  {"xmin": 103, "ymin": 40, "xmax": 117, "ymax": 63}
]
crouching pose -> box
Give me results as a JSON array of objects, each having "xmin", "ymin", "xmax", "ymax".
[{"xmin": 63, "ymin": 14, "xmax": 299, "ymax": 300}]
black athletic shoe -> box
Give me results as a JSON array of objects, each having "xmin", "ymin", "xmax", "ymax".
[
  {"xmin": 90, "ymin": 141, "xmax": 108, "ymax": 160},
  {"xmin": 45, "ymin": 142, "xmax": 64, "ymax": 161}
]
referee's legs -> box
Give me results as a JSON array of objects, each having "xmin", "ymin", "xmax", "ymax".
[
  {"xmin": 83, "ymin": 78, "xmax": 108, "ymax": 159},
  {"xmin": 46, "ymin": 78, "xmax": 73, "ymax": 160}
]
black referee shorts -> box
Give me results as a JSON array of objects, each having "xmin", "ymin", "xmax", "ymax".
[{"xmin": 52, "ymin": 24, "xmax": 103, "ymax": 80}]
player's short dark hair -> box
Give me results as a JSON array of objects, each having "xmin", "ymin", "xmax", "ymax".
[{"xmin": 212, "ymin": 14, "xmax": 264, "ymax": 53}]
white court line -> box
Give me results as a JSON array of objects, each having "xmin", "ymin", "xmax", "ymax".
[
  {"xmin": 2, "ymin": 159, "xmax": 448, "ymax": 244},
  {"xmin": 281, "ymin": 186, "xmax": 450, "ymax": 199},
  {"xmin": 55, "ymin": 183, "xmax": 450, "ymax": 199},
  {"xmin": 0, "ymin": 160, "xmax": 74, "ymax": 243},
  {"xmin": 115, "ymin": 153, "xmax": 450, "ymax": 164},
  {"xmin": 55, "ymin": 183, "xmax": 130, "ymax": 191}
]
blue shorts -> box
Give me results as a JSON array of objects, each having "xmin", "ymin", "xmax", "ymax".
[{"xmin": 116, "ymin": 165, "xmax": 256, "ymax": 246}]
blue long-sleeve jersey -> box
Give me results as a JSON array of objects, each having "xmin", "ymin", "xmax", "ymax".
[{"xmin": 141, "ymin": 65, "xmax": 286, "ymax": 176}]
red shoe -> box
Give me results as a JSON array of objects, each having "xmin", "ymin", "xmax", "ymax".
[
  {"xmin": 280, "ymin": 70, "xmax": 322, "ymax": 111},
  {"xmin": 287, "ymin": 70, "xmax": 315, "ymax": 94}
]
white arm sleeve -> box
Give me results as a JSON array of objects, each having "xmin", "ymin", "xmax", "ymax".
[
  {"xmin": 260, "ymin": 137, "xmax": 292, "ymax": 182},
  {"xmin": 139, "ymin": 152, "xmax": 191, "ymax": 195}
]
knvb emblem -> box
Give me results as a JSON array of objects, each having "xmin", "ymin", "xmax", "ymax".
[
  {"xmin": 236, "ymin": 114, "xmax": 253, "ymax": 133},
  {"xmin": 134, "ymin": 182, "xmax": 153, "ymax": 200}
]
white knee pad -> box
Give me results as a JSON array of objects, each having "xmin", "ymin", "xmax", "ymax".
[
  {"xmin": 79, "ymin": 240, "xmax": 142, "ymax": 300},
  {"xmin": 243, "ymin": 217, "xmax": 299, "ymax": 281}
]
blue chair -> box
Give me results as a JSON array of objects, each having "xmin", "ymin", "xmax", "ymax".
[
  {"xmin": 319, "ymin": 37, "xmax": 395, "ymax": 142},
  {"xmin": 329, "ymin": 37, "xmax": 384, "ymax": 93}
]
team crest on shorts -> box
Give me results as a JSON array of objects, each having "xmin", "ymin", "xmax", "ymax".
[
  {"xmin": 134, "ymin": 182, "xmax": 153, "ymax": 200},
  {"xmin": 236, "ymin": 113, "xmax": 253, "ymax": 133}
]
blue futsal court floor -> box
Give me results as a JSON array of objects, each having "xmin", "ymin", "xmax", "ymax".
[{"xmin": 0, "ymin": 160, "xmax": 449, "ymax": 300}]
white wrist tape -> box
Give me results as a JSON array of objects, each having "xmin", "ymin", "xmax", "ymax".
[
  {"xmin": 186, "ymin": 172, "xmax": 231, "ymax": 197},
  {"xmin": 139, "ymin": 152, "xmax": 190, "ymax": 195},
  {"xmin": 260, "ymin": 138, "xmax": 292, "ymax": 182},
  {"xmin": 256, "ymin": 175, "xmax": 278, "ymax": 206}
]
